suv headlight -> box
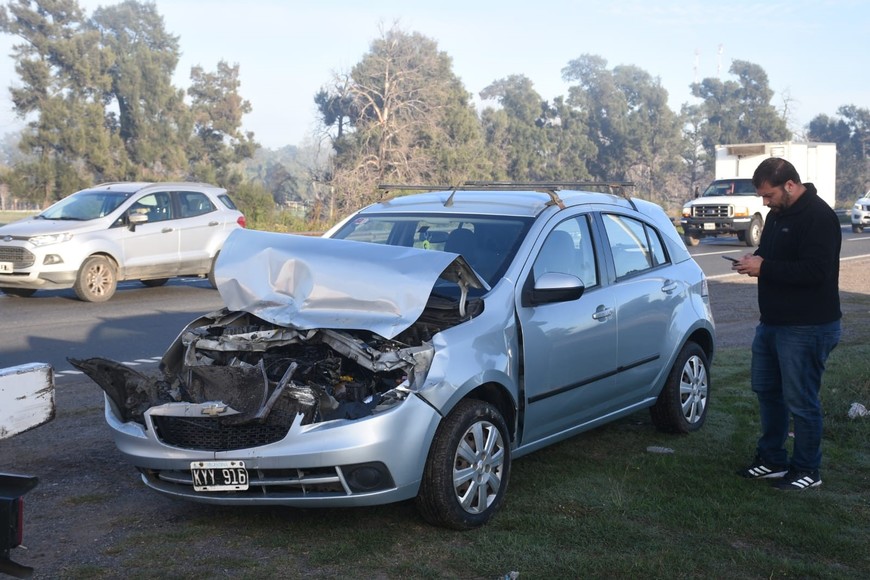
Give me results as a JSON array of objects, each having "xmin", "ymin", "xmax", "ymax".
[
  {"xmin": 733, "ymin": 206, "xmax": 749, "ymax": 217},
  {"xmin": 29, "ymin": 233, "xmax": 73, "ymax": 247}
]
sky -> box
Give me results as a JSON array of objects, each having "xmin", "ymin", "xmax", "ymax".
[{"xmin": 0, "ymin": 0, "xmax": 867, "ymax": 150}]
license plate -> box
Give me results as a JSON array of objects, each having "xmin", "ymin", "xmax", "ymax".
[
  {"xmin": 0, "ymin": 261, "xmax": 12, "ymax": 273},
  {"xmin": 703, "ymin": 223, "xmax": 716, "ymax": 231},
  {"xmin": 190, "ymin": 460, "xmax": 249, "ymax": 491}
]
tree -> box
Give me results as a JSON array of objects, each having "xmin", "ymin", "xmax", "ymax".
[
  {"xmin": 187, "ymin": 61, "xmax": 258, "ymax": 187},
  {"xmin": 561, "ymin": 55, "xmax": 685, "ymax": 206},
  {"xmin": 2, "ymin": 0, "xmax": 121, "ymax": 205},
  {"xmin": 808, "ymin": 105, "xmax": 870, "ymax": 203},
  {"xmin": 690, "ymin": 60, "xmax": 790, "ymax": 171},
  {"xmin": 91, "ymin": 0, "xmax": 190, "ymax": 179},
  {"xmin": 319, "ymin": 26, "xmax": 489, "ymax": 215}
]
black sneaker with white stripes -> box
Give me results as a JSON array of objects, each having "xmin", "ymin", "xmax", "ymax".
[
  {"xmin": 772, "ymin": 469, "xmax": 822, "ymax": 490},
  {"xmin": 736, "ymin": 455, "xmax": 789, "ymax": 479}
]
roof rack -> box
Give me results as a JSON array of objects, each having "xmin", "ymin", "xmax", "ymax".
[{"xmin": 378, "ymin": 181, "xmax": 635, "ymax": 210}]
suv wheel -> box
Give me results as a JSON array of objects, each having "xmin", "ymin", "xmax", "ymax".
[
  {"xmin": 853, "ymin": 224, "xmax": 863, "ymax": 233},
  {"xmin": 1, "ymin": 287, "xmax": 37, "ymax": 297},
  {"xmin": 207, "ymin": 252, "xmax": 220, "ymax": 289},
  {"xmin": 650, "ymin": 341, "xmax": 709, "ymax": 433},
  {"xmin": 745, "ymin": 217, "xmax": 762, "ymax": 247},
  {"xmin": 684, "ymin": 234, "xmax": 700, "ymax": 247},
  {"xmin": 74, "ymin": 256, "xmax": 117, "ymax": 302},
  {"xmin": 416, "ymin": 399, "xmax": 511, "ymax": 530}
]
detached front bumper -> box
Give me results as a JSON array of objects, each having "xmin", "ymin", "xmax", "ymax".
[{"xmin": 104, "ymin": 393, "xmax": 441, "ymax": 507}]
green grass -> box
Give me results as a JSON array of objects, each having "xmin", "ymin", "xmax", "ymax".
[
  {"xmin": 69, "ymin": 335, "xmax": 869, "ymax": 579},
  {"xmin": 0, "ymin": 210, "xmax": 38, "ymax": 226}
]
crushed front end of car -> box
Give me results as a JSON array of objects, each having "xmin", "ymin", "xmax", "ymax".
[{"xmin": 73, "ymin": 229, "xmax": 489, "ymax": 507}]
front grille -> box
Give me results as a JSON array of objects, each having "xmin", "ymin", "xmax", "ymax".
[
  {"xmin": 152, "ymin": 466, "xmax": 350, "ymax": 496},
  {"xmin": 691, "ymin": 205, "xmax": 732, "ymax": 218},
  {"xmin": 152, "ymin": 414, "xmax": 293, "ymax": 451},
  {"xmin": 0, "ymin": 246, "xmax": 35, "ymax": 268}
]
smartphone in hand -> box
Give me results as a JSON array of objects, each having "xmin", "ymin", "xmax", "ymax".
[{"xmin": 722, "ymin": 255, "xmax": 739, "ymax": 263}]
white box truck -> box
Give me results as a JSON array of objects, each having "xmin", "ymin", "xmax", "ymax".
[{"xmin": 680, "ymin": 142, "xmax": 836, "ymax": 246}]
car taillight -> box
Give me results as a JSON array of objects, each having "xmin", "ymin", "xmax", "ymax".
[{"xmin": 237, "ymin": 216, "xmax": 246, "ymax": 228}]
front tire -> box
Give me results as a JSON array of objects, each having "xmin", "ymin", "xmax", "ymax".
[
  {"xmin": 744, "ymin": 217, "xmax": 762, "ymax": 247},
  {"xmin": 650, "ymin": 341, "xmax": 709, "ymax": 433},
  {"xmin": 416, "ymin": 400, "xmax": 511, "ymax": 530},
  {"xmin": 74, "ymin": 256, "xmax": 117, "ymax": 302},
  {"xmin": 853, "ymin": 224, "xmax": 863, "ymax": 233},
  {"xmin": 684, "ymin": 233, "xmax": 700, "ymax": 247}
]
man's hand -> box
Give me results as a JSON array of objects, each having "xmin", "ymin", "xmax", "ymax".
[{"xmin": 733, "ymin": 255, "xmax": 763, "ymax": 277}]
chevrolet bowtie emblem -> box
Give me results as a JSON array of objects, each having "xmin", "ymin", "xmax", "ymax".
[{"xmin": 201, "ymin": 403, "xmax": 228, "ymax": 416}]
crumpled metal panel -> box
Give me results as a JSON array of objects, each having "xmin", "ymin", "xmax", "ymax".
[{"xmin": 214, "ymin": 229, "xmax": 485, "ymax": 339}]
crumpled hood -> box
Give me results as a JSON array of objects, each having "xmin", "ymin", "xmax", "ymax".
[{"xmin": 214, "ymin": 229, "xmax": 487, "ymax": 339}]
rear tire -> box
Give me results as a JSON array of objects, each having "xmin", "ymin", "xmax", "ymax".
[
  {"xmin": 207, "ymin": 252, "xmax": 220, "ymax": 289},
  {"xmin": 0, "ymin": 287, "xmax": 37, "ymax": 297},
  {"xmin": 651, "ymin": 341, "xmax": 709, "ymax": 434},
  {"xmin": 416, "ymin": 400, "xmax": 511, "ymax": 530},
  {"xmin": 74, "ymin": 256, "xmax": 117, "ymax": 302}
]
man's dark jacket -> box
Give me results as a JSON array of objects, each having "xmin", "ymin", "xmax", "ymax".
[{"xmin": 754, "ymin": 183, "xmax": 841, "ymax": 325}]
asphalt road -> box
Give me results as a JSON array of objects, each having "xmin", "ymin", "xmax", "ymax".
[{"xmin": 1, "ymin": 225, "xmax": 868, "ymax": 381}]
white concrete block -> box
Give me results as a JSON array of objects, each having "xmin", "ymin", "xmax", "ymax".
[{"xmin": 0, "ymin": 362, "xmax": 55, "ymax": 440}]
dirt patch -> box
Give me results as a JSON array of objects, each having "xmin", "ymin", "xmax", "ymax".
[{"xmin": 2, "ymin": 258, "xmax": 868, "ymax": 578}]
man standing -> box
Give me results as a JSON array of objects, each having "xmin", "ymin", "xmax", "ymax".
[{"xmin": 733, "ymin": 157, "xmax": 841, "ymax": 490}]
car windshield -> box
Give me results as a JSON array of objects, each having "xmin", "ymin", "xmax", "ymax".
[
  {"xmin": 701, "ymin": 180, "xmax": 757, "ymax": 197},
  {"xmin": 40, "ymin": 190, "xmax": 133, "ymax": 221},
  {"xmin": 330, "ymin": 213, "xmax": 532, "ymax": 288}
]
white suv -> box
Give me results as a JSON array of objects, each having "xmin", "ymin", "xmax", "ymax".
[
  {"xmin": 0, "ymin": 182, "xmax": 245, "ymax": 302},
  {"xmin": 851, "ymin": 190, "xmax": 870, "ymax": 233}
]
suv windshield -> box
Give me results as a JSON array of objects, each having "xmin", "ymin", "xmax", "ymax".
[
  {"xmin": 701, "ymin": 179, "xmax": 757, "ymax": 197},
  {"xmin": 40, "ymin": 191, "xmax": 133, "ymax": 221},
  {"xmin": 331, "ymin": 213, "xmax": 532, "ymax": 288}
]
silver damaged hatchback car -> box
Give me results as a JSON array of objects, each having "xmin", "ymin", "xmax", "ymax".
[{"xmin": 73, "ymin": 183, "xmax": 715, "ymax": 529}]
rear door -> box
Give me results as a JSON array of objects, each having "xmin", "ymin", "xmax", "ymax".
[
  {"xmin": 175, "ymin": 190, "xmax": 224, "ymax": 274},
  {"xmin": 600, "ymin": 212, "xmax": 679, "ymax": 404}
]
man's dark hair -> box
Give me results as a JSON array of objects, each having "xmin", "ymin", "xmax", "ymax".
[{"xmin": 752, "ymin": 157, "xmax": 802, "ymax": 188}]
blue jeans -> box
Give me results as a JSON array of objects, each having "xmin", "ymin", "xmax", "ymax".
[{"xmin": 751, "ymin": 321, "xmax": 841, "ymax": 472}]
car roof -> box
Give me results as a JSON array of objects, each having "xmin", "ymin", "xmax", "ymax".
[
  {"xmin": 360, "ymin": 183, "xmax": 638, "ymax": 218},
  {"xmin": 84, "ymin": 182, "xmax": 223, "ymax": 194}
]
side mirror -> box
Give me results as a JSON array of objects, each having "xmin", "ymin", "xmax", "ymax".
[
  {"xmin": 525, "ymin": 272, "xmax": 585, "ymax": 306},
  {"xmin": 127, "ymin": 212, "xmax": 148, "ymax": 231}
]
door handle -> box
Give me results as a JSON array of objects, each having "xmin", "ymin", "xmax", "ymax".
[
  {"xmin": 661, "ymin": 280, "xmax": 678, "ymax": 294},
  {"xmin": 161, "ymin": 227, "xmax": 174, "ymax": 233},
  {"xmin": 208, "ymin": 221, "xmax": 219, "ymax": 226},
  {"xmin": 592, "ymin": 306, "xmax": 613, "ymax": 321}
]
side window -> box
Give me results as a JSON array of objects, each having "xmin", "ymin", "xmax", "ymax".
[
  {"xmin": 602, "ymin": 214, "xmax": 668, "ymax": 278},
  {"xmin": 178, "ymin": 191, "xmax": 216, "ymax": 218},
  {"xmin": 129, "ymin": 192, "xmax": 173, "ymax": 223},
  {"xmin": 532, "ymin": 216, "xmax": 597, "ymax": 287}
]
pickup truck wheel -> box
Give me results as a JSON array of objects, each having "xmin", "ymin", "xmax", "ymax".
[
  {"xmin": 853, "ymin": 225, "xmax": 863, "ymax": 233},
  {"xmin": 416, "ymin": 399, "xmax": 511, "ymax": 530},
  {"xmin": 684, "ymin": 234, "xmax": 700, "ymax": 247},
  {"xmin": 745, "ymin": 217, "xmax": 762, "ymax": 247},
  {"xmin": 651, "ymin": 341, "xmax": 709, "ymax": 434},
  {"xmin": 140, "ymin": 278, "xmax": 169, "ymax": 287},
  {"xmin": 73, "ymin": 256, "xmax": 117, "ymax": 302},
  {"xmin": 1, "ymin": 287, "xmax": 37, "ymax": 297}
]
